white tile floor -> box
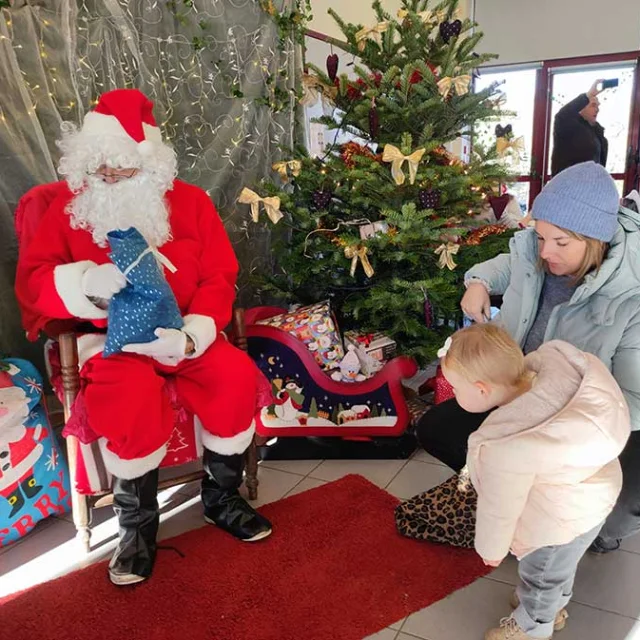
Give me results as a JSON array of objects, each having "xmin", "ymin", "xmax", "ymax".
[{"xmin": 2, "ymin": 451, "xmax": 640, "ymax": 639}]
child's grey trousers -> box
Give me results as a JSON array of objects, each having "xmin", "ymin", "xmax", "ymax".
[{"xmin": 513, "ymin": 522, "xmax": 603, "ymax": 638}]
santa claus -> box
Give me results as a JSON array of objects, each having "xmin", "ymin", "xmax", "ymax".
[{"xmin": 15, "ymin": 89, "xmax": 272, "ymax": 586}]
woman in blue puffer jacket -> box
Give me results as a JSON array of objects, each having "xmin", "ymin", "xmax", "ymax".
[{"xmin": 416, "ymin": 161, "xmax": 640, "ymax": 555}]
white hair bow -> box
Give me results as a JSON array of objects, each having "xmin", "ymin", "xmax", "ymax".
[{"xmin": 437, "ymin": 336, "xmax": 452, "ymax": 359}]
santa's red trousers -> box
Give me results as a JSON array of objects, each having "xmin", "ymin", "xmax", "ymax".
[{"xmin": 81, "ymin": 338, "xmax": 257, "ymax": 478}]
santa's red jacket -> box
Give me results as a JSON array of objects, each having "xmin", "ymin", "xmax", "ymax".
[{"xmin": 16, "ymin": 180, "xmax": 237, "ymax": 347}]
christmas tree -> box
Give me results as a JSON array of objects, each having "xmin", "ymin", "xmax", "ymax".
[{"xmin": 243, "ymin": 0, "xmax": 512, "ymax": 363}]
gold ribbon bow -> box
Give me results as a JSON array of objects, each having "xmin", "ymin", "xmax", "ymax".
[
  {"xmin": 382, "ymin": 144, "xmax": 426, "ymax": 186},
  {"xmin": 496, "ymin": 136, "xmax": 526, "ymax": 158},
  {"xmin": 355, "ymin": 21, "xmax": 389, "ymax": 51},
  {"xmin": 437, "ymin": 75, "xmax": 472, "ymax": 99},
  {"xmin": 272, "ymin": 160, "xmax": 302, "ymax": 183},
  {"xmin": 435, "ymin": 242, "xmax": 460, "ymax": 270},
  {"xmin": 344, "ymin": 244, "xmax": 375, "ymax": 278},
  {"xmin": 238, "ymin": 188, "xmax": 283, "ymax": 225},
  {"xmin": 397, "ymin": 8, "xmax": 447, "ymax": 23},
  {"xmin": 300, "ymin": 74, "xmax": 338, "ymax": 107}
]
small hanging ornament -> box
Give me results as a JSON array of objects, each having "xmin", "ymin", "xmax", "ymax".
[
  {"xmin": 312, "ymin": 190, "xmax": 333, "ymax": 210},
  {"xmin": 439, "ymin": 19, "xmax": 462, "ymax": 43},
  {"xmin": 382, "ymin": 144, "xmax": 426, "ymax": 186},
  {"xmin": 369, "ymin": 98, "xmax": 379, "ymax": 138},
  {"xmin": 435, "ymin": 242, "xmax": 460, "ymax": 270},
  {"xmin": 423, "ymin": 292, "xmax": 434, "ymax": 328},
  {"xmin": 326, "ymin": 53, "xmax": 339, "ymax": 82},
  {"xmin": 419, "ymin": 189, "xmax": 441, "ymax": 210},
  {"xmin": 488, "ymin": 193, "xmax": 511, "ymax": 220}
]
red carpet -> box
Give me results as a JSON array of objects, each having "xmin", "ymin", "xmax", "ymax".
[{"xmin": 0, "ymin": 475, "xmax": 489, "ymax": 640}]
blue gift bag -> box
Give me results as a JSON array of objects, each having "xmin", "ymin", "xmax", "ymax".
[
  {"xmin": 104, "ymin": 227, "xmax": 183, "ymax": 357},
  {"xmin": 0, "ymin": 359, "xmax": 71, "ymax": 547}
]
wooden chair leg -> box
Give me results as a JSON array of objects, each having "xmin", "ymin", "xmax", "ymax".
[
  {"xmin": 59, "ymin": 332, "xmax": 92, "ymax": 552},
  {"xmin": 245, "ymin": 435, "xmax": 259, "ymax": 501},
  {"xmin": 67, "ymin": 435, "xmax": 91, "ymax": 552},
  {"xmin": 232, "ymin": 308, "xmax": 260, "ymax": 501}
]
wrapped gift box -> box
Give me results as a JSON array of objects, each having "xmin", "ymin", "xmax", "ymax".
[
  {"xmin": 344, "ymin": 330, "xmax": 397, "ymax": 364},
  {"xmin": 257, "ymin": 301, "xmax": 344, "ymax": 370}
]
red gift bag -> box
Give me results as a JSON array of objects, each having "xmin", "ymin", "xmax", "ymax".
[{"xmin": 423, "ymin": 365, "xmax": 455, "ymax": 405}]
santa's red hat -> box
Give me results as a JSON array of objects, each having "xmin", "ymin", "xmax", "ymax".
[{"xmin": 81, "ymin": 89, "xmax": 162, "ymax": 154}]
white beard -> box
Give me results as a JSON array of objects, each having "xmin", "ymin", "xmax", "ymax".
[{"xmin": 67, "ymin": 173, "xmax": 172, "ymax": 248}]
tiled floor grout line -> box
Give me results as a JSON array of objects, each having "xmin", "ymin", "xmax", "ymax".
[
  {"xmin": 397, "ymin": 629, "xmax": 432, "ymax": 640},
  {"xmin": 484, "ymin": 573, "xmax": 640, "ymax": 622},
  {"xmin": 282, "ymin": 474, "xmax": 309, "ymax": 498},
  {"xmin": 410, "ymin": 458, "xmax": 447, "ymax": 469},
  {"xmin": 385, "ymin": 459, "xmax": 411, "ymax": 490},
  {"xmin": 565, "ymin": 598, "xmax": 640, "ymax": 621}
]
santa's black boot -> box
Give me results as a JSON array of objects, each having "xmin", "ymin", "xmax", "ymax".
[
  {"xmin": 108, "ymin": 468, "xmax": 159, "ymax": 586},
  {"xmin": 201, "ymin": 448, "xmax": 272, "ymax": 542}
]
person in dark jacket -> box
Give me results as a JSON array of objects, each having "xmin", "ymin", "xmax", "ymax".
[{"xmin": 551, "ymin": 80, "xmax": 608, "ymax": 176}]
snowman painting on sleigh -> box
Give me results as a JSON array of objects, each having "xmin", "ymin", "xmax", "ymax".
[{"xmin": 273, "ymin": 378, "xmax": 306, "ymax": 422}]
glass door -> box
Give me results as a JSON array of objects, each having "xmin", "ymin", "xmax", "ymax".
[
  {"xmin": 546, "ymin": 63, "xmax": 637, "ymax": 195},
  {"xmin": 475, "ymin": 66, "xmax": 538, "ymax": 212}
]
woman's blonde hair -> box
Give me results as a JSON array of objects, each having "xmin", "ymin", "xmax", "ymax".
[
  {"xmin": 443, "ymin": 324, "xmax": 530, "ymax": 389},
  {"xmin": 538, "ymin": 228, "xmax": 608, "ymax": 283}
]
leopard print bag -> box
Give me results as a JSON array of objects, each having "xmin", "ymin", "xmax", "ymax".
[{"xmin": 394, "ymin": 472, "xmax": 477, "ymax": 549}]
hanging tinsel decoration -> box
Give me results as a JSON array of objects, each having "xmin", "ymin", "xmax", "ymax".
[
  {"xmin": 463, "ymin": 224, "xmax": 508, "ymax": 246},
  {"xmin": 419, "ymin": 189, "xmax": 441, "ymax": 210},
  {"xmin": 369, "ymin": 97, "xmax": 379, "ymax": 138},
  {"xmin": 341, "ymin": 142, "xmax": 379, "ymax": 168},
  {"xmin": 312, "ymin": 190, "xmax": 333, "ymax": 210},
  {"xmin": 326, "ymin": 53, "xmax": 339, "ymax": 82}
]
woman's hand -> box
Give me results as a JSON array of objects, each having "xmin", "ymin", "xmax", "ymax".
[
  {"xmin": 587, "ymin": 79, "xmax": 605, "ymax": 99},
  {"xmin": 461, "ymin": 282, "xmax": 491, "ymax": 324}
]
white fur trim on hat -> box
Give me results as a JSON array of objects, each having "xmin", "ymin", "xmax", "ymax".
[
  {"xmin": 53, "ymin": 261, "xmax": 109, "ymax": 320},
  {"xmin": 98, "ymin": 439, "xmax": 167, "ymax": 479},
  {"xmin": 183, "ymin": 314, "xmax": 217, "ymax": 358},
  {"xmin": 82, "ymin": 111, "xmax": 161, "ymax": 145},
  {"xmin": 199, "ymin": 419, "xmax": 255, "ymax": 456}
]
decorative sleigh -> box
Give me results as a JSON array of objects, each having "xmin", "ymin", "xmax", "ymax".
[{"xmin": 245, "ymin": 307, "xmax": 418, "ymax": 439}]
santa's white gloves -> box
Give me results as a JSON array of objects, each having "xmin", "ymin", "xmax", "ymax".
[
  {"xmin": 122, "ymin": 328, "xmax": 188, "ymax": 366},
  {"xmin": 82, "ymin": 263, "xmax": 127, "ymax": 301}
]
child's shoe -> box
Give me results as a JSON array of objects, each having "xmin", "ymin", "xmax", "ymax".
[
  {"xmin": 484, "ymin": 617, "xmax": 550, "ymax": 640},
  {"xmin": 510, "ymin": 591, "xmax": 569, "ymax": 631}
]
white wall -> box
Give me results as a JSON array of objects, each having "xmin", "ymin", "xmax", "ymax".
[
  {"xmin": 309, "ymin": 0, "xmax": 403, "ymax": 39},
  {"xmin": 474, "ymin": 0, "xmax": 640, "ymax": 65},
  {"xmin": 309, "ymin": 0, "xmax": 472, "ymax": 39}
]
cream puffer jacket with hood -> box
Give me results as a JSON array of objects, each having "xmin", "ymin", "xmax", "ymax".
[{"xmin": 467, "ymin": 341, "xmax": 630, "ymax": 561}]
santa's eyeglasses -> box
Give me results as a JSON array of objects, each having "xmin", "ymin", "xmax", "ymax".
[{"xmin": 89, "ymin": 168, "xmax": 139, "ymax": 183}]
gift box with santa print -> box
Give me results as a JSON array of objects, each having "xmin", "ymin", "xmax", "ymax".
[
  {"xmin": 257, "ymin": 301, "xmax": 344, "ymax": 370},
  {"xmin": 0, "ymin": 359, "xmax": 71, "ymax": 547}
]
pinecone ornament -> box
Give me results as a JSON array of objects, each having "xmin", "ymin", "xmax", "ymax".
[
  {"xmin": 419, "ymin": 189, "xmax": 441, "ymax": 210},
  {"xmin": 312, "ymin": 190, "xmax": 333, "ymax": 210},
  {"xmin": 369, "ymin": 99, "xmax": 379, "ymax": 138},
  {"xmin": 423, "ymin": 294, "xmax": 433, "ymax": 328},
  {"xmin": 326, "ymin": 54, "xmax": 339, "ymax": 82}
]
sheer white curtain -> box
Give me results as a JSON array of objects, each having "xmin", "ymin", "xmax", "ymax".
[{"xmin": 0, "ymin": 0, "xmax": 303, "ymax": 359}]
